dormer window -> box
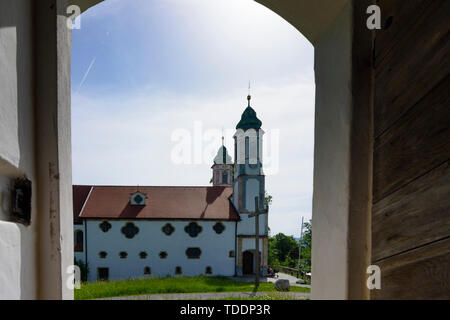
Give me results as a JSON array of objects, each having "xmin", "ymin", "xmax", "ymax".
[
  {"xmin": 134, "ymin": 194, "xmax": 143, "ymax": 204},
  {"xmin": 130, "ymin": 191, "xmax": 146, "ymax": 206}
]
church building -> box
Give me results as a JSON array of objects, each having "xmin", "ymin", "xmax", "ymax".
[{"xmin": 73, "ymin": 96, "xmax": 268, "ymax": 282}]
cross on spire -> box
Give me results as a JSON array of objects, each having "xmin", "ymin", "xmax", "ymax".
[
  {"xmin": 247, "ymin": 81, "xmax": 251, "ymax": 106},
  {"xmin": 221, "ymin": 127, "xmax": 224, "ymax": 146}
]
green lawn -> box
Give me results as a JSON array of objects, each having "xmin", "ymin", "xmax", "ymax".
[{"xmin": 75, "ymin": 276, "xmax": 310, "ymax": 300}]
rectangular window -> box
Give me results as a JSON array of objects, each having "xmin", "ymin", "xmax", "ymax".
[
  {"xmin": 97, "ymin": 268, "xmax": 109, "ymax": 281},
  {"xmin": 75, "ymin": 230, "xmax": 83, "ymax": 252},
  {"xmin": 175, "ymin": 266, "xmax": 182, "ymax": 275},
  {"xmin": 222, "ymin": 171, "xmax": 228, "ymax": 184}
]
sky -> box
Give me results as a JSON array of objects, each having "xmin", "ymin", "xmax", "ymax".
[{"xmin": 71, "ymin": 0, "xmax": 315, "ymax": 237}]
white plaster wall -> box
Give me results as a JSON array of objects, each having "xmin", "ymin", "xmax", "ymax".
[
  {"xmin": 0, "ymin": 24, "xmax": 20, "ymax": 168},
  {"xmin": 258, "ymin": 129, "xmax": 264, "ymax": 165},
  {"xmin": 245, "ymin": 178, "xmax": 259, "ymax": 211},
  {"xmin": 311, "ymin": 2, "xmax": 352, "ymax": 300},
  {"xmin": 234, "ymin": 131, "xmax": 246, "ymax": 165},
  {"xmin": 33, "ymin": 0, "xmax": 74, "ymax": 299},
  {"xmin": 0, "ymin": 222, "xmax": 21, "ymax": 299},
  {"xmin": 0, "ymin": 0, "xmax": 38, "ymax": 300},
  {"xmin": 0, "ymin": 0, "xmax": 35, "ymax": 179},
  {"xmin": 241, "ymin": 238, "xmax": 264, "ymax": 252},
  {"xmin": 0, "ymin": 0, "xmax": 74, "ymax": 299},
  {"xmin": 237, "ymin": 214, "xmax": 267, "ymax": 236},
  {"xmin": 0, "ymin": 176, "xmax": 12, "ymax": 221},
  {"xmin": 56, "ymin": 1, "xmax": 75, "ymax": 300},
  {"xmin": 245, "ymin": 130, "xmax": 258, "ymax": 165},
  {"xmin": 85, "ymin": 220, "xmax": 236, "ymax": 282}
]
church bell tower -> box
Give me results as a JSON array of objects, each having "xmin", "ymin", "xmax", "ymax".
[
  {"xmin": 212, "ymin": 138, "xmax": 233, "ymax": 186},
  {"xmin": 232, "ymin": 94, "xmax": 265, "ymax": 213},
  {"xmin": 233, "ymin": 94, "xmax": 268, "ymax": 277}
]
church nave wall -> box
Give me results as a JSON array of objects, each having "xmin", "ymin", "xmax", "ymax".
[{"xmin": 84, "ymin": 220, "xmax": 237, "ymax": 281}]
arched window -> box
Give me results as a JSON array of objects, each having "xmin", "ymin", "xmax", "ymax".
[
  {"xmin": 74, "ymin": 230, "xmax": 83, "ymax": 252},
  {"xmin": 144, "ymin": 266, "xmax": 151, "ymax": 275},
  {"xmin": 175, "ymin": 266, "xmax": 182, "ymax": 275},
  {"xmin": 245, "ymin": 136, "xmax": 250, "ymax": 161},
  {"xmin": 205, "ymin": 266, "xmax": 212, "ymax": 274}
]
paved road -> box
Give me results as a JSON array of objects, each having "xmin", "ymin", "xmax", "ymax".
[
  {"xmin": 266, "ymin": 273, "xmax": 312, "ymax": 288},
  {"xmin": 230, "ymin": 273, "xmax": 311, "ymax": 288},
  {"xmin": 100, "ymin": 291, "xmax": 310, "ymax": 300}
]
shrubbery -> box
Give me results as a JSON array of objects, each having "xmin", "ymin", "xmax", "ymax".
[{"xmin": 74, "ymin": 258, "xmax": 89, "ymax": 282}]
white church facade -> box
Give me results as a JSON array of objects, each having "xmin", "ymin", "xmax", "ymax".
[{"xmin": 73, "ymin": 96, "xmax": 269, "ymax": 282}]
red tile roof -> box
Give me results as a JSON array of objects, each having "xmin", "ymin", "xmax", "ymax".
[
  {"xmin": 73, "ymin": 185, "xmax": 92, "ymax": 225},
  {"xmin": 75, "ymin": 185, "xmax": 239, "ymax": 221}
]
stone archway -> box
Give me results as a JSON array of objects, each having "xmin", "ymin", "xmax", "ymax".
[
  {"xmin": 26, "ymin": 0, "xmax": 373, "ymax": 299},
  {"xmin": 3, "ymin": 0, "xmax": 446, "ymax": 300}
]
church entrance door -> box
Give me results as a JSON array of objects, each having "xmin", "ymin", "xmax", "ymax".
[{"xmin": 243, "ymin": 251, "xmax": 254, "ymax": 275}]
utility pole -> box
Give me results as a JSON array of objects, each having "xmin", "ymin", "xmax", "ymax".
[
  {"xmin": 297, "ymin": 216, "xmax": 304, "ymax": 279},
  {"xmin": 249, "ymin": 196, "xmax": 268, "ymax": 289}
]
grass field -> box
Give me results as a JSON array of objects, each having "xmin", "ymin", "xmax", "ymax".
[{"xmin": 75, "ymin": 276, "xmax": 310, "ymax": 300}]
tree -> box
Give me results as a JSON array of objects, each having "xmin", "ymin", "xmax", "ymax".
[
  {"xmin": 268, "ymin": 233, "xmax": 299, "ymax": 268},
  {"xmin": 267, "ymin": 219, "xmax": 312, "ymax": 274},
  {"xmin": 298, "ymin": 220, "xmax": 312, "ymax": 274},
  {"xmin": 264, "ymin": 191, "xmax": 272, "ymax": 209}
]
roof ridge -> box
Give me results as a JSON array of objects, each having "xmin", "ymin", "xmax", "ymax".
[
  {"xmin": 77, "ymin": 185, "xmax": 231, "ymax": 188},
  {"xmin": 79, "ymin": 186, "xmax": 94, "ymax": 217}
]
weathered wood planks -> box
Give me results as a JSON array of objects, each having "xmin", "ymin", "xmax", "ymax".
[
  {"xmin": 371, "ymin": 0, "xmax": 450, "ymax": 300},
  {"xmin": 373, "ymin": 76, "xmax": 450, "ymax": 203},
  {"xmin": 372, "ymin": 161, "xmax": 450, "ymax": 262},
  {"xmin": 374, "ymin": 0, "xmax": 450, "ymax": 138},
  {"xmin": 371, "ymin": 237, "xmax": 450, "ymax": 300}
]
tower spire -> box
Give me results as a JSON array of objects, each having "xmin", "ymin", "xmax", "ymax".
[
  {"xmin": 247, "ymin": 81, "xmax": 251, "ymax": 107},
  {"xmin": 221, "ymin": 127, "xmax": 224, "ymax": 146}
]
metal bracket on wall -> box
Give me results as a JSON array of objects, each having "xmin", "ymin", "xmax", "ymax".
[{"xmin": 11, "ymin": 177, "xmax": 32, "ymax": 225}]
